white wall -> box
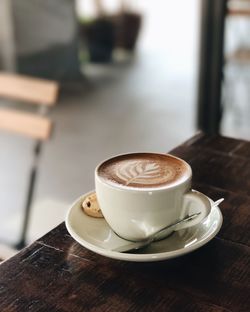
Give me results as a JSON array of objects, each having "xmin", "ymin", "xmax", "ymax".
[{"xmin": 136, "ymin": 0, "xmax": 200, "ymax": 80}]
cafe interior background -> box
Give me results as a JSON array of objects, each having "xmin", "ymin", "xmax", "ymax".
[{"xmin": 0, "ymin": 0, "xmax": 250, "ymax": 258}]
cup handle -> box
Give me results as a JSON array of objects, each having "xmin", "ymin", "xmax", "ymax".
[{"xmin": 174, "ymin": 190, "xmax": 211, "ymax": 231}]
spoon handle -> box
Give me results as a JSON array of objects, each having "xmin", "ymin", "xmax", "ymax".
[
  {"xmin": 112, "ymin": 212, "xmax": 200, "ymax": 253},
  {"xmin": 112, "ymin": 198, "xmax": 224, "ymax": 253}
]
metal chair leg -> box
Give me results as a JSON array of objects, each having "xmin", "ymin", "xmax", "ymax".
[{"xmin": 15, "ymin": 140, "xmax": 42, "ymax": 249}]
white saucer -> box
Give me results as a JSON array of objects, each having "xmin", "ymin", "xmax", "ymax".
[{"xmin": 65, "ymin": 191, "xmax": 223, "ymax": 262}]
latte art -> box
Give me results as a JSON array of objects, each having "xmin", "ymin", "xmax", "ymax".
[
  {"xmin": 97, "ymin": 153, "xmax": 190, "ymax": 189},
  {"xmin": 115, "ymin": 161, "xmax": 176, "ymax": 186}
]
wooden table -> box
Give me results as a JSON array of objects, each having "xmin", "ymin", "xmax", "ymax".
[{"xmin": 0, "ymin": 133, "xmax": 249, "ymax": 311}]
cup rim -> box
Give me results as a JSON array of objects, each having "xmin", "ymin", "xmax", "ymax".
[{"xmin": 95, "ymin": 152, "xmax": 192, "ymax": 192}]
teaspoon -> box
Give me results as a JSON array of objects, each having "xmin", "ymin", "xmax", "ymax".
[{"xmin": 112, "ymin": 198, "xmax": 224, "ymax": 253}]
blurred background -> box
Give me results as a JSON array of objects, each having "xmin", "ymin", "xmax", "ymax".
[{"xmin": 0, "ymin": 0, "xmax": 249, "ymax": 252}]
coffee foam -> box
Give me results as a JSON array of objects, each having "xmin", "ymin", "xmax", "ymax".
[{"xmin": 97, "ymin": 153, "xmax": 190, "ymax": 189}]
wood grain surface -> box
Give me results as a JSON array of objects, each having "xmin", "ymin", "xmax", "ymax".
[
  {"xmin": 0, "ymin": 108, "xmax": 52, "ymax": 140},
  {"xmin": 0, "ymin": 133, "xmax": 249, "ymax": 312},
  {"xmin": 0, "ymin": 72, "xmax": 59, "ymax": 106}
]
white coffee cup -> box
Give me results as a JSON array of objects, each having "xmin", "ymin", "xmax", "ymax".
[{"xmin": 95, "ymin": 153, "xmax": 211, "ymax": 242}]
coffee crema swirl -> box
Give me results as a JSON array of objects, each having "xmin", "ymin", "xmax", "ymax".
[{"xmin": 97, "ymin": 153, "xmax": 190, "ymax": 189}]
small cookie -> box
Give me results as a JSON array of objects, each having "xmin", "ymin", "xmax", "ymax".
[{"xmin": 82, "ymin": 193, "xmax": 103, "ymax": 218}]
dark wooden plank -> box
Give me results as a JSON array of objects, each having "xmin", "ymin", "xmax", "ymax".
[
  {"xmin": 38, "ymin": 223, "xmax": 250, "ymax": 312},
  {"xmin": 233, "ymin": 142, "xmax": 250, "ymax": 159},
  {"xmin": 169, "ymin": 135, "xmax": 250, "ymax": 247},
  {"xmin": 171, "ymin": 134, "xmax": 249, "ymax": 159},
  {"xmin": 192, "ymin": 150, "xmax": 250, "ymax": 197},
  {"xmin": 186, "ymin": 134, "xmax": 244, "ymax": 154},
  {"xmin": 193, "ymin": 184, "xmax": 250, "ymax": 246},
  {"xmin": 170, "ymin": 136, "xmax": 250, "ymax": 198},
  {"xmin": 0, "ymin": 239, "xmax": 249, "ymax": 312}
]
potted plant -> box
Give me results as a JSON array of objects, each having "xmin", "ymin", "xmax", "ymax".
[
  {"xmin": 79, "ymin": 0, "xmax": 115, "ymax": 63},
  {"xmin": 113, "ymin": 1, "xmax": 142, "ymax": 52}
]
